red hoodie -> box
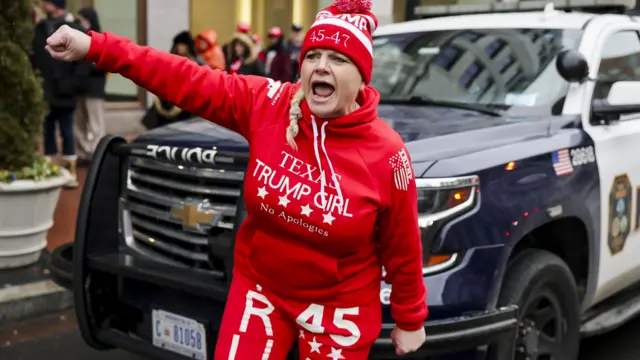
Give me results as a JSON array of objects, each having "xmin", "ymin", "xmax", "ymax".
[{"xmin": 86, "ymin": 31, "xmax": 428, "ymax": 331}]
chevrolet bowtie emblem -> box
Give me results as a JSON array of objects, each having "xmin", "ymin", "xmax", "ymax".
[{"xmin": 171, "ymin": 199, "xmax": 221, "ymax": 230}]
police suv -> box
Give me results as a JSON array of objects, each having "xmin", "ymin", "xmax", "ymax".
[{"xmin": 50, "ymin": 1, "xmax": 640, "ymax": 359}]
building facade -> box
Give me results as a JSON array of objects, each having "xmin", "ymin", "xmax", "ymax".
[{"xmin": 63, "ymin": 0, "xmax": 189, "ymax": 108}]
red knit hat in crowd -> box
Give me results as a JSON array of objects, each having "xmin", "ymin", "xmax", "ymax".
[{"xmin": 299, "ymin": 0, "xmax": 378, "ymax": 84}]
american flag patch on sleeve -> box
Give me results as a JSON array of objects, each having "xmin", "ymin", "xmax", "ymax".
[{"xmin": 389, "ymin": 149, "xmax": 414, "ymax": 191}]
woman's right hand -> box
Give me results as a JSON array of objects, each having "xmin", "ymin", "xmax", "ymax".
[{"xmin": 45, "ymin": 25, "xmax": 91, "ymax": 62}]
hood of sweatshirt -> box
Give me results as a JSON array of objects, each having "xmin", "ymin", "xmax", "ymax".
[
  {"xmin": 298, "ymin": 84, "xmax": 380, "ymax": 141},
  {"xmin": 196, "ymin": 29, "xmax": 218, "ymax": 49},
  {"xmin": 293, "ymin": 84, "xmax": 381, "ymax": 209},
  {"xmin": 226, "ymin": 32, "xmax": 258, "ymax": 64}
]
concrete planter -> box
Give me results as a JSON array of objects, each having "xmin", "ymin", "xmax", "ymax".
[{"xmin": 0, "ymin": 170, "xmax": 70, "ymax": 269}]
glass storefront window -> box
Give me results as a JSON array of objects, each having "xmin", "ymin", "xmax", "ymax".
[{"xmin": 94, "ymin": 0, "xmax": 140, "ymax": 102}]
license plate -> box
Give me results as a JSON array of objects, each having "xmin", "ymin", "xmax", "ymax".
[{"xmin": 152, "ymin": 309, "xmax": 207, "ymax": 360}]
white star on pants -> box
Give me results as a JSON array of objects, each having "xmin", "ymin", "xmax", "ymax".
[
  {"xmin": 308, "ymin": 336, "xmax": 322, "ymax": 353},
  {"xmin": 327, "ymin": 347, "xmax": 345, "ymax": 360}
]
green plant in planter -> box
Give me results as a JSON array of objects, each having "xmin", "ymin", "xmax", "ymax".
[{"xmin": 0, "ymin": 0, "xmax": 61, "ymax": 183}]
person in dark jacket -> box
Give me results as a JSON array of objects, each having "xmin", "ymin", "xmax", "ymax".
[
  {"xmin": 31, "ymin": 0, "xmax": 88, "ymax": 188},
  {"xmin": 226, "ymin": 32, "xmax": 265, "ymax": 77},
  {"xmin": 171, "ymin": 31, "xmax": 207, "ymax": 65},
  {"xmin": 141, "ymin": 31, "xmax": 205, "ymax": 130},
  {"xmin": 222, "ymin": 22, "xmax": 251, "ymax": 64},
  {"xmin": 260, "ymin": 26, "xmax": 292, "ymax": 82},
  {"xmin": 286, "ymin": 24, "xmax": 304, "ymax": 82},
  {"xmin": 73, "ymin": 7, "xmax": 106, "ymax": 167}
]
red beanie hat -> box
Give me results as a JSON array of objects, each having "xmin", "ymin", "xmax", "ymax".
[
  {"xmin": 299, "ymin": 0, "xmax": 378, "ymax": 84},
  {"xmin": 236, "ymin": 22, "xmax": 251, "ymax": 33}
]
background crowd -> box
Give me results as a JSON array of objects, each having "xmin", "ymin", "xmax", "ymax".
[
  {"xmin": 144, "ymin": 22, "xmax": 305, "ymax": 130},
  {"xmin": 28, "ymin": 0, "xmax": 306, "ymax": 189}
]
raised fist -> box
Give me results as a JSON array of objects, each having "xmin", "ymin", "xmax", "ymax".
[{"xmin": 45, "ymin": 24, "xmax": 91, "ymax": 62}]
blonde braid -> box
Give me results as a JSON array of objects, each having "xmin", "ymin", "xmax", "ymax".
[{"xmin": 286, "ymin": 87, "xmax": 305, "ymax": 150}]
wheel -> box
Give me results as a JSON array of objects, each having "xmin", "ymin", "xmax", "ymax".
[{"xmin": 493, "ymin": 249, "xmax": 581, "ymax": 360}]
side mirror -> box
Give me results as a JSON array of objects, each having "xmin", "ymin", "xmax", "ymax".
[
  {"xmin": 592, "ymin": 81, "xmax": 640, "ymax": 124},
  {"xmin": 556, "ymin": 49, "xmax": 590, "ymax": 83}
]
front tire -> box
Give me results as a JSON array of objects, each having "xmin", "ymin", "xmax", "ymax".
[{"xmin": 494, "ymin": 249, "xmax": 581, "ymax": 360}]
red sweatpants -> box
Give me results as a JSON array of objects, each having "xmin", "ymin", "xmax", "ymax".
[{"xmin": 213, "ymin": 273, "xmax": 382, "ymax": 360}]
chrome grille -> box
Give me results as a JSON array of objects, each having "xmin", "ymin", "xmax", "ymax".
[{"xmin": 121, "ymin": 156, "xmax": 245, "ymax": 275}]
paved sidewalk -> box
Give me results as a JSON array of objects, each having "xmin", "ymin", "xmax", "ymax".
[
  {"xmin": 5, "ymin": 308, "xmax": 640, "ymax": 360},
  {"xmin": 0, "ymin": 309, "xmax": 146, "ymax": 359}
]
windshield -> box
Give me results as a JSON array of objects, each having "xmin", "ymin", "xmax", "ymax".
[{"xmin": 371, "ymin": 28, "xmax": 584, "ymax": 116}]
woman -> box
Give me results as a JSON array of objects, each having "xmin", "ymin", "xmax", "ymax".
[
  {"xmin": 225, "ymin": 31, "xmax": 265, "ymax": 76},
  {"xmin": 222, "ymin": 22, "xmax": 252, "ymax": 62},
  {"xmin": 171, "ymin": 30, "xmax": 207, "ymax": 65},
  {"xmin": 73, "ymin": 7, "xmax": 106, "ymax": 166},
  {"xmin": 260, "ymin": 26, "xmax": 292, "ymax": 82},
  {"xmin": 44, "ymin": 0, "xmax": 427, "ymax": 358},
  {"xmin": 195, "ymin": 28, "xmax": 226, "ymax": 71}
]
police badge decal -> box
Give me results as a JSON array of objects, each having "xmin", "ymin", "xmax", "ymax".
[{"xmin": 608, "ymin": 174, "xmax": 632, "ymax": 255}]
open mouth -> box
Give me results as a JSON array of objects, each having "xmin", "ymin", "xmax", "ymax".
[{"xmin": 311, "ymin": 80, "xmax": 335, "ymax": 100}]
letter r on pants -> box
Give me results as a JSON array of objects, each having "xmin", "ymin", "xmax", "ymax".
[{"xmin": 240, "ymin": 290, "xmax": 275, "ymax": 336}]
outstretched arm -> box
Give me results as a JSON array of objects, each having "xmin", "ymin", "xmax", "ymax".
[{"xmin": 86, "ymin": 31, "xmax": 265, "ymax": 137}]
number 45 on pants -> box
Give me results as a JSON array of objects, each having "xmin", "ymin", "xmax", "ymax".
[{"xmin": 213, "ymin": 275, "xmax": 382, "ymax": 360}]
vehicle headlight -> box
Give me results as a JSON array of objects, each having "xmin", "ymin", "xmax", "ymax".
[{"xmin": 417, "ymin": 175, "xmax": 479, "ymax": 275}]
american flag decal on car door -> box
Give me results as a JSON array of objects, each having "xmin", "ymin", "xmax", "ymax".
[
  {"xmin": 552, "ymin": 148, "xmax": 574, "ymax": 176},
  {"xmin": 389, "ymin": 149, "xmax": 413, "ymax": 191}
]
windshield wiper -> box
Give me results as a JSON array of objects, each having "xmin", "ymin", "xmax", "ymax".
[{"xmin": 379, "ymin": 96, "xmax": 505, "ymax": 117}]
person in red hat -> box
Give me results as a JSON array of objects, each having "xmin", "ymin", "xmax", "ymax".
[
  {"xmin": 260, "ymin": 26, "xmax": 293, "ymax": 82},
  {"xmin": 43, "ymin": 0, "xmax": 428, "ymax": 358},
  {"xmin": 225, "ymin": 31, "xmax": 265, "ymax": 77},
  {"xmin": 236, "ymin": 22, "xmax": 251, "ymax": 34},
  {"xmin": 222, "ymin": 22, "xmax": 252, "ymax": 63}
]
